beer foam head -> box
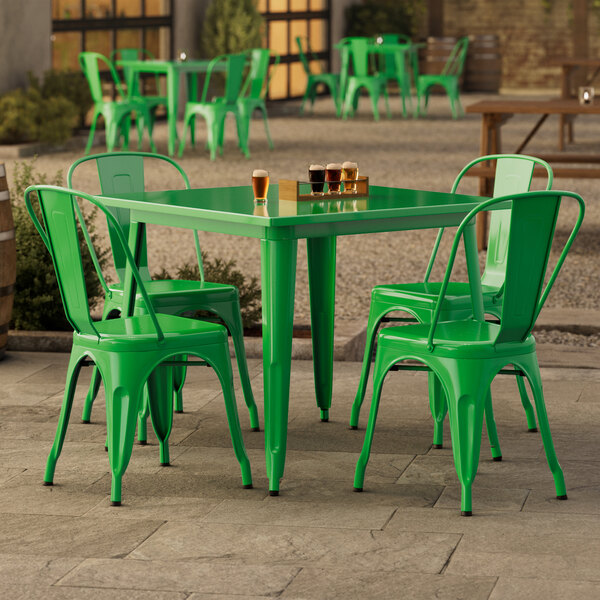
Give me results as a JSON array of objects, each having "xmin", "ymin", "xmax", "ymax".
[
  {"xmin": 326, "ymin": 163, "xmax": 342, "ymax": 170},
  {"xmin": 252, "ymin": 169, "xmax": 268, "ymax": 177},
  {"xmin": 309, "ymin": 164, "xmax": 325, "ymax": 170},
  {"xmin": 342, "ymin": 161, "xmax": 357, "ymax": 169}
]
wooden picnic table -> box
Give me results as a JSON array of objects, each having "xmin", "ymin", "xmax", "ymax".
[{"xmin": 466, "ymin": 98, "xmax": 600, "ymax": 246}]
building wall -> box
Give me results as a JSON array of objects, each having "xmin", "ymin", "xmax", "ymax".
[
  {"xmin": 442, "ymin": 0, "xmax": 600, "ymax": 91},
  {"xmin": 0, "ymin": 0, "xmax": 52, "ymax": 94},
  {"xmin": 172, "ymin": 0, "xmax": 209, "ymax": 59}
]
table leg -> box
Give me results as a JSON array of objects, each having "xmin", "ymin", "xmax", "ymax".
[
  {"xmin": 122, "ymin": 222, "xmax": 145, "ymax": 317},
  {"xmin": 307, "ymin": 236, "xmax": 336, "ymax": 422},
  {"xmin": 166, "ymin": 66, "xmax": 179, "ymax": 156},
  {"xmin": 261, "ymin": 238, "xmax": 298, "ymax": 495},
  {"xmin": 186, "ymin": 72, "xmax": 197, "ymax": 148}
]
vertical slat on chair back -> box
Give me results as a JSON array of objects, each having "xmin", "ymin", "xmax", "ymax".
[
  {"xmin": 95, "ymin": 154, "xmax": 151, "ymax": 282},
  {"xmin": 245, "ymin": 49, "xmax": 270, "ymax": 99},
  {"xmin": 349, "ymin": 39, "xmax": 371, "ymax": 78},
  {"xmin": 79, "ymin": 53, "xmax": 104, "ymax": 104},
  {"xmin": 35, "ymin": 188, "xmax": 97, "ymax": 336},
  {"xmin": 295, "ymin": 37, "xmax": 312, "ymax": 75},
  {"xmin": 495, "ymin": 193, "xmax": 561, "ymax": 344},
  {"xmin": 224, "ymin": 53, "xmax": 247, "ymax": 105},
  {"xmin": 441, "ymin": 37, "xmax": 469, "ymax": 77},
  {"xmin": 481, "ymin": 157, "xmax": 536, "ymax": 288}
]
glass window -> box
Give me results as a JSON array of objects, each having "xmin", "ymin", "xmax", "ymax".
[
  {"xmin": 145, "ymin": 27, "xmax": 170, "ymax": 60},
  {"xmin": 269, "ymin": 0, "xmax": 288, "ymax": 13},
  {"xmin": 116, "ymin": 0, "xmax": 141, "ymax": 17},
  {"xmin": 290, "ymin": 20, "xmax": 308, "ymax": 55},
  {"xmin": 85, "ymin": 0, "xmax": 113, "ymax": 18},
  {"xmin": 85, "ymin": 30, "xmax": 112, "ymax": 59},
  {"xmin": 53, "ymin": 0, "xmax": 81, "ymax": 19},
  {"xmin": 145, "ymin": 0, "xmax": 170, "ymax": 16},
  {"xmin": 116, "ymin": 29, "xmax": 142, "ymax": 53},
  {"xmin": 310, "ymin": 0, "xmax": 327, "ymax": 9},
  {"xmin": 290, "ymin": 0, "xmax": 308, "ymax": 10},
  {"xmin": 289, "ymin": 61, "xmax": 307, "ymax": 96},
  {"xmin": 309, "ymin": 19, "xmax": 327, "ymax": 52},
  {"xmin": 269, "ymin": 63, "xmax": 288, "ymax": 100},
  {"xmin": 52, "ymin": 31, "xmax": 82, "ymax": 70},
  {"xmin": 257, "ymin": 0, "xmax": 267, "ymax": 11},
  {"xmin": 269, "ymin": 21, "xmax": 288, "ymax": 56}
]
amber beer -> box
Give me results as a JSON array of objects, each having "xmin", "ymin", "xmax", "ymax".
[
  {"xmin": 308, "ymin": 164, "xmax": 325, "ymax": 195},
  {"xmin": 325, "ymin": 163, "xmax": 342, "ymax": 194},
  {"xmin": 342, "ymin": 161, "xmax": 358, "ymax": 193},
  {"xmin": 252, "ymin": 169, "xmax": 269, "ymax": 201}
]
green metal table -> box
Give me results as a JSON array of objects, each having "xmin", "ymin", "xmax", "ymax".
[
  {"xmin": 116, "ymin": 59, "xmax": 226, "ymax": 157},
  {"xmin": 99, "ymin": 184, "xmax": 488, "ymax": 495}
]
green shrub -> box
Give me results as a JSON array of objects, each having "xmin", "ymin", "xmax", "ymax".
[
  {"xmin": 34, "ymin": 91, "xmax": 78, "ymax": 145},
  {"xmin": 0, "ymin": 89, "xmax": 39, "ymax": 144},
  {"xmin": 10, "ymin": 159, "xmax": 109, "ymax": 331},
  {"xmin": 155, "ymin": 254, "xmax": 262, "ymax": 328},
  {"xmin": 202, "ymin": 0, "xmax": 264, "ymax": 57},
  {"xmin": 345, "ymin": 0, "xmax": 425, "ymax": 39}
]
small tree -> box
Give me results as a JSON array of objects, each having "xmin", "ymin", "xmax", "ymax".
[{"xmin": 345, "ymin": 0, "xmax": 425, "ymax": 39}]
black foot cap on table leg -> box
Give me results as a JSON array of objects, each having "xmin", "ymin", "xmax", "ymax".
[
  {"xmin": 160, "ymin": 462, "xmax": 170, "ymax": 467},
  {"xmin": 349, "ymin": 425, "xmax": 358, "ymax": 430},
  {"xmin": 353, "ymin": 487, "xmax": 363, "ymax": 493},
  {"xmin": 432, "ymin": 444, "xmax": 443, "ymax": 449},
  {"xmin": 269, "ymin": 490, "xmax": 279, "ymax": 497},
  {"xmin": 528, "ymin": 427, "xmax": 538, "ymax": 433},
  {"xmin": 104, "ymin": 445, "xmax": 108, "ymax": 452},
  {"xmin": 493, "ymin": 456, "xmax": 503, "ymax": 462},
  {"xmin": 110, "ymin": 500, "xmax": 121, "ymax": 507},
  {"xmin": 243, "ymin": 484, "xmax": 253, "ymax": 489},
  {"xmin": 43, "ymin": 481, "xmax": 53, "ymax": 486},
  {"xmin": 557, "ymin": 494, "xmax": 568, "ymax": 500},
  {"xmin": 174, "ymin": 410, "xmax": 183, "ymax": 414},
  {"xmin": 138, "ymin": 440, "xmax": 147, "ymax": 446},
  {"xmin": 320, "ymin": 418, "xmax": 329, "ymax": 423},
  {"xmin": 461, "ymin": 510, "xmax": 472, "ymax": 517},
  {"xmin": 251, "ymin": 427, "xmax": 260, "ymax": 432},
  {"xmin": 81, "ymin": 419, "xmax": 90, "ymax": 424}
]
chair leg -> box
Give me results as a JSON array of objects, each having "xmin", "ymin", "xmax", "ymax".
[
  {"xmin": 146, "ymin": 364, "xmax": 174, "ymax": 466},
  {"xmin": 235, "ymin": 113, "xmax": 250, "ymax": 158},
  {"xmin": 484, "ymin": 391, "xmax": 503, "ymax": 460},
  {"xmin": 383, "ymin": 86, "xmax": 391, "ymax": 119},
  {"xmin": 44, "ymin": 353, "xmax": 84, "ymax": 485},
  {"xmin": 519, "ymin": 356, "xmax": 567, "ymax": 500},
  {"xmin": 428, "ymin": 372, "xmax": 447, "ymax": 448},
  {"xmin": 85, "ymin": 111, "xmax": 100, "ymax": 155},
  {"xmin": 516, "ymin": 373, "xmax": 538, "ymax": 431},
  {"xmin": 178, "ymin": 110, "xmax": 192, "ymax": 157},
  {"xmin": 172, "ymin": 356, "xmax": 187, "ymax": 413},
  {"xmin": 259, "ymin": 105, "xmax": 274, "ymax": 150},
  {"xmin": 300, "ymin": 83, "xmax": 312, "ymax": 115},
  {"xmin": 137, "ymin": 387, "xmax": 150, "ymax": 444},
  {"xmin": 369, "ymin": 88, "xmax": 381, "ymax": 121},
  {"xmin": 81, "ymin": 365, "xmax": 102, "ymax": 423}
]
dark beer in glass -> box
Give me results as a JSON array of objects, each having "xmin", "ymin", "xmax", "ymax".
[
  {"xmin": 326, "ymin": 163, "xmax": 342, "ymax": 194},
  {"xmin": 308, "ymin": 164, "xmax": 325, "ymax": 195}
]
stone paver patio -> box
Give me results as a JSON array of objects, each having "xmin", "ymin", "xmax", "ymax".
[{"xmin": 1, "ymin": 349, "xmax": 599, "ymax": 599}]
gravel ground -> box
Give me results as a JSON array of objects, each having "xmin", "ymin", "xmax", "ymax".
[{"xmin": 6, "ymin": 92, "xmax": 600, "ymax": 330}]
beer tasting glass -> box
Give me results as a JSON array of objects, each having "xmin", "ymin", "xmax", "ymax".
[
  {"xmin": 342, "ymin": 161, "xmax": 358, "ymax": 193},
  {"xmin": 326, "ymin": 163, "xmax": 342, "ymax": 194},
  {"xmin": 252, "ymin": 169, "xmax": 269, "ymax": 202},
  {"xmin": 308, "ymin": 164, "xmax": 326, "ymax": 196}
]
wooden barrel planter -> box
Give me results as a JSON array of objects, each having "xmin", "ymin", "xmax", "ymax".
[
  {"xmin": 465, "ymin": 34, "xmax": 502, "ymax": 92},
  {"xmin": 419, "ymin": 36, "xmax": 464, "ymax": 92},
  {"xmin": 0, "ymin": 163, "xmax": 16, "ymax": 359}
]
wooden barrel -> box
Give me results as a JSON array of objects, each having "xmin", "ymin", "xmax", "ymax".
[
  {"xmin": 419, "ymin": 36, "xmax": 464, "ymax": 92},
  {"xmin": 465, "ymin": 34, "xmax": 502, "ymax": 92},
  {"xmin": 0, "ymin": 164, "xmax": 16, "ymax": 359}
]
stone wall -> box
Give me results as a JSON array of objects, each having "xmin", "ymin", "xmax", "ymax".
[{"xmin": 441, "ymin": 0, "xmax": 600, "ymax": 91}]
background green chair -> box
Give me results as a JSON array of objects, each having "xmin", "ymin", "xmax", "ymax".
[
  {"xmin": 68, "ymin": 152, "xmax": 259, "ymax": 440},
  {"xmin": 351, "ymin": 154, "xmax": 553, "ymax": 458},
  {"xmin": 342, "ymin": 38, "xmax": 391, "ymax": 121},
  {"xmin": 110, "ymin": 48, "xmax": 166, "ymax": 149},
  {"xmin": 178, "ymin": 53, "xmax": 249, "ymax": 160},
  {"xmin": 354, "ymin": 189, "xmax": 585, "ymax": 515},
  {"xmin": 296, "ymin": 36, "xmax": 341, "ymax": 117},
  {"xmin": 237, "ymin": 48, "xmax": 280, "ymax": 152},
  {"xmin": 24, "ymin": 185, "xmax": 252, "ymax": 506},
  {"xmin": 416, "ymin": 36, "xmax": 469, "ymax": 119},
  {"xmin": 79, "ymin": 52, "xmax": 156, "ymax": 154}
]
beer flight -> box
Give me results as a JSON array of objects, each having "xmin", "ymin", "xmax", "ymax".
[{"xmin": 252, "ymin": 162, "xmax": 359, "ymax": 202}]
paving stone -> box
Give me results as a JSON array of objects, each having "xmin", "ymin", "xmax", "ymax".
[
  {"xmin": 0, "ymin": 383, "xmax": 65, "ymax": 406},
  {"xmin": 578, "ymin": 382, "xmax": 600, "ymax": 403},
  {"xmin": 0, "ymin": 555, "xmax": 81, "ymax": 586},
  {"xmin": 524, "ymin": 485, "xmax": 600, "ymax": 514},
  {"xmin": 130, "ymin": 521, "xmax": 460, "ymax": 573},
  {"xmin": 0, "ymin": 468, "xmax": 25, "ymax": 484},
  {"xmin": 279, "ymin": 568, "xmax": 496, "ymax": 599},
  {"xmin": 489, "ymin": 577, "xmax": 600, "ymax": 600},
  {"xmin": 202, "ymin": 499, "xmax": 397, "ymax": 530},
  {"xmin": 0, "ymin": 514, "xmax": 164, "ymax": 557},
  {"xmin": 57, "ymin": 558, "xmax": 300, "ymax": 596},
  {"xmin": 0, "ymin": 352, "xmax": 59, "ymax": 384},
  {"xmin": 434, "ymin": 485, "xmax": 529, "ymax": 512},
  {"xmin": 0, "ymin": 585, "xmax": 188, "ymax": 600}
]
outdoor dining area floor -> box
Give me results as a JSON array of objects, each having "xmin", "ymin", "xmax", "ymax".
[{"xmin": 1, "ymin": 348, "xmax": 599, "ymax": 599}]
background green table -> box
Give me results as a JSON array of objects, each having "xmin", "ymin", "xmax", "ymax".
[
  {"xmin": 116, "ymin": 59, "xmax": 226, "ymax": 156},
  {"xmin": 99, "ymin": 184, "xmax": 488, "ymax": 495}
]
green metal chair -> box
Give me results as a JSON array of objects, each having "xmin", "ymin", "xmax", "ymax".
[
  {"xmin": 24, "ymin": 185, "xmax": 252, "ymax": 506},
  {"xmin": 79, "ymin": 52, "xmax": 156, "ymax": 155},
  {"xmin": 296, "ymin": 36, "xmax": 341, "ymax": 117},
  {"xmin": 354, "ymin": 189, "xmax": 585, "ymax": 515},
  {"xmin": 178, "ymin": 53, "xmax": 249, "ymax": 160},
  {"xmin": 110, "ymin": 48, "xmax": 166, "ymax": 149},
  {"xmin": 351, "ymin": 155, "xmax": 553, "ymax": 456},
  {"xmin": 416, "ymin": 36, "xmax": 469, "ymax": 119},
  {"xmin": 236, "ymin": 48, "xmax": 280, "ymax": 152},
  {"xmin": 342, "ymin": 38, "xmax": 391, "ymax": 121},
  {"xmin": 68, "ymin": 152, "xmax": 259, "ymax": 440}
]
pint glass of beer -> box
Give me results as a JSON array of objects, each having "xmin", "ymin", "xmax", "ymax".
[
  {"xmin": 252, "ymin": 169, "xmax": 269, "ymax": 202},
  {"xmin": 342, "ymin": 161, "xmax": 358, "ymax": 193},
  {"xmin": 326, "ymin": 163, "xmax": 342, "ymax": 194},
  {"xmin": 308, "ymin": 164, "xmax": 326, "ymax": 195}
]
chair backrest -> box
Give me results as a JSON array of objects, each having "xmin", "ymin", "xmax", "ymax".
[
  {"xmin": 348, "ymin": 38, "xmax": 372, "ymax": 78},
  {"xmin": 375, "ymin": 33, "xmax": 411, "ymax": 45},
  {"xmin": 241, "ymin": 48, "xmax": 278, "ymax": 100},
  {"xmin": 424, "ymin": 154, "xmax": 553, "ymax": 291},
  {"xmin": 68, "ymin": 152, "xmax": 192, "ymax": 286},
  {"xmin": 427, "ymin": 190, "xmax": 584, "ymax": 350},
  {"xmin": 79, "ymin": 52, "xmax": 126, "ymax": 103},
  {"xmin": 296, "ymin": 36, "xmax": 313, "ymax": 76},
  {"xmin": 24, "ymin": 185, "xmax": 164, "ymax": 340},
  {"xmin": 441, "ymin": 37, "xmax": 469, "ymax": 77}
]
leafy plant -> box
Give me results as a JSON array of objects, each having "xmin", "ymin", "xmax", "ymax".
[
  {"xmin": 201, "ymin": 0, "xmax": 264, "ymax": 57},
  {"xmin": 155, "ymin": 254, "xmax": 262, "ymax": 328},
  {"xmin": 10, "ymin": 159, "xmax": 109, "ymax": 331},
  {"xmin": 345, "ymin": 0, "xmax": 425, "ymax": 39}
]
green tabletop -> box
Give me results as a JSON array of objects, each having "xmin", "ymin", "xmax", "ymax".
[{"xmin": 99, "ymin": 184, "xmax": 488, "ymax": 495}]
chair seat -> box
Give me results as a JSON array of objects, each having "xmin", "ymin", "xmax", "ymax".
[
  {"xmin": 378, "ymin": 319, "xmax": 536, "ymax": 359},
  {"xmin": 372, "ymin": 281, "xmax": 500, "ymax": 313},
  {"xmin": 76, "ymin": 313, "xmax": 227, "ymax": 352},
  {"xmin": 418, "ymin": 74, "xmax": 458, "ymax": 88},
  {"xmin": 111, "ymin": 278, "xmax": 237, "ymax": 298}
]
